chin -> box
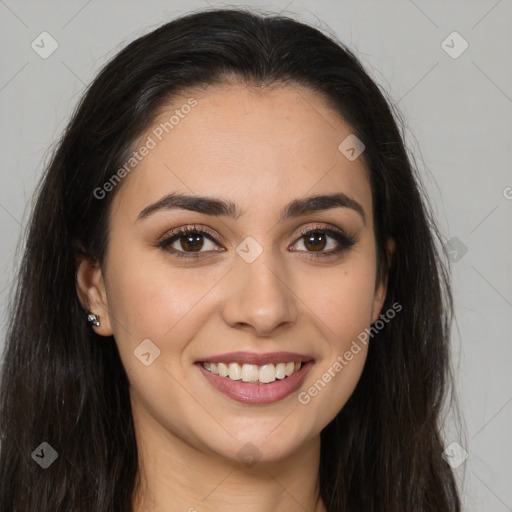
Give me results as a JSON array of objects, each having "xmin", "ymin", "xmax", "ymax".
[{"xmin": 203, "ymin": 419, "xmax": 318, "ymax": 465}]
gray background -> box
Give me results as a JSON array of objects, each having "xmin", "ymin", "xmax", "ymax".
[{"xmin": 1, "ymin": 0, "xmax": 511, "ymax": 510}]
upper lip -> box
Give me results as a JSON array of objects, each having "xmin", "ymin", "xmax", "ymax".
[{"xmin": 196, "ymin": 351, "xmax": 314, "ymax": 366}]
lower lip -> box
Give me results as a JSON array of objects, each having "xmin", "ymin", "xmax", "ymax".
[{"xmin": 197, "ymin": 361, "xmax": 314, "ymax": 405}]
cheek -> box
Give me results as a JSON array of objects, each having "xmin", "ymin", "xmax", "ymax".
[
  {"xmin": 298, "ymin": 259, "xmax": 378, "ymax": 346},
  {"xmin": 104, "ymin": 244, "xmax": 227, "ymax": 368},
  {"xmin": 294, "ymin": 274, "xmax": 373, "ymax": 431},
  {"xmin": 292, "ymin": 256, "xmax": 376, "ymax": 422}
]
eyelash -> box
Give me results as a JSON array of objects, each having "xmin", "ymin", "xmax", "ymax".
[{"xmin": 157, "ymin": 223, "xmax": 356, "ymax": 260}]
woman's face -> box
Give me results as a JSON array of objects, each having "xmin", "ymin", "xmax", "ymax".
[{"xmin": 79, "ymin": 83, "xmax": 389, "ymax": 464}]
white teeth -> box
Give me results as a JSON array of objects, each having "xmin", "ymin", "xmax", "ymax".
[
  {"xmin": 241, "ymin": 364, "xmax": 259, "ymax": 382},
  {"xmin": 228, "ymin": 363, "xmax": 242, "ymax": 380},
  {"xmin": 259, "ymin": 364, "xmax": 276, "ymax": 384},
  {"xmin": 202, "ymin": 361, "xmax": 304, "ymax": 384},
  {"xmin": 218, "ymin": 362, "xmax": 228, "ymax": 377},
  {"xmin": 275, "ymin": 362, "xmax": 286, "ymax": 379}
]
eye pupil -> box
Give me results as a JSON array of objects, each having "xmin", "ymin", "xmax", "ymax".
[
  {"xmin": 304, "ymin": 232, "xmax": 326, "ymax": 251},
  {"xmin": 181, "ymin": 233, "xmax": 204, "ymax": 252}
]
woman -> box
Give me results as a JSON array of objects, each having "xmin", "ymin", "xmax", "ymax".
[{"xmin": 0, "ymin": 8, "xmax": 462, "ymax": 511}]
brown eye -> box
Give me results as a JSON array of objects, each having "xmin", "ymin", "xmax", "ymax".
[
  {"xmin": 303, "ymin": 232, "xmax": 328, "ymax": 252},
  {"xmin": 178, "ymin": 232, "xmax": 205, "ymax": 252},
  {"xmin": 157, "ymin": 226, "xmax": 223, "ymax": 259},
  {"xmin": 291, "ymin": 226, "xmax": 356, "ymax": 257}
]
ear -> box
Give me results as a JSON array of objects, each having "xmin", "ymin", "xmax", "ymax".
[
  {"xmin": 371, "ymin": 237, "xmax": 396, "ymax": 324},
  {"xmin": 76, "ymin": 254, "xmax": 113, "ymax": 336}
]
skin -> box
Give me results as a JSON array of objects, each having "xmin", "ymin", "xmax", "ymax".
[{"xmin": 77, "ymin": 82, "xmax": 393, "ymax": 512}]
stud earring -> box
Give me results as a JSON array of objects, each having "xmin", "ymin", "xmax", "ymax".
[{"xmin": 87, "ymin": 313, "xmax": 100, "ymax": 328}]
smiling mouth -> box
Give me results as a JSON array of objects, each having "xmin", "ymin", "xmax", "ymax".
[{"xmin": 200, "ymin": 361, "xmax": 306, "ymax": 385}]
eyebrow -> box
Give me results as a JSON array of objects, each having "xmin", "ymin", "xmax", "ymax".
[{"xmin": 137, "ymin": 192, "xmax": 366, "ymax": 224}]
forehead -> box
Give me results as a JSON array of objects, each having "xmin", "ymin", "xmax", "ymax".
[{"xmin": 111, "ymin": 83, "xmax": 372, "ymax": 223}]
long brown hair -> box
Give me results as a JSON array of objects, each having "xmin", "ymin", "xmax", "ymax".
[{"xmin": 0, "ymin": 8, "xmax": 461, "ymax": 511}]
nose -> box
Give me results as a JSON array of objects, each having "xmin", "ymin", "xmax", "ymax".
[{"xmin": 221, "ymin": 253, "xmax": 298, "ymax": 337}]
